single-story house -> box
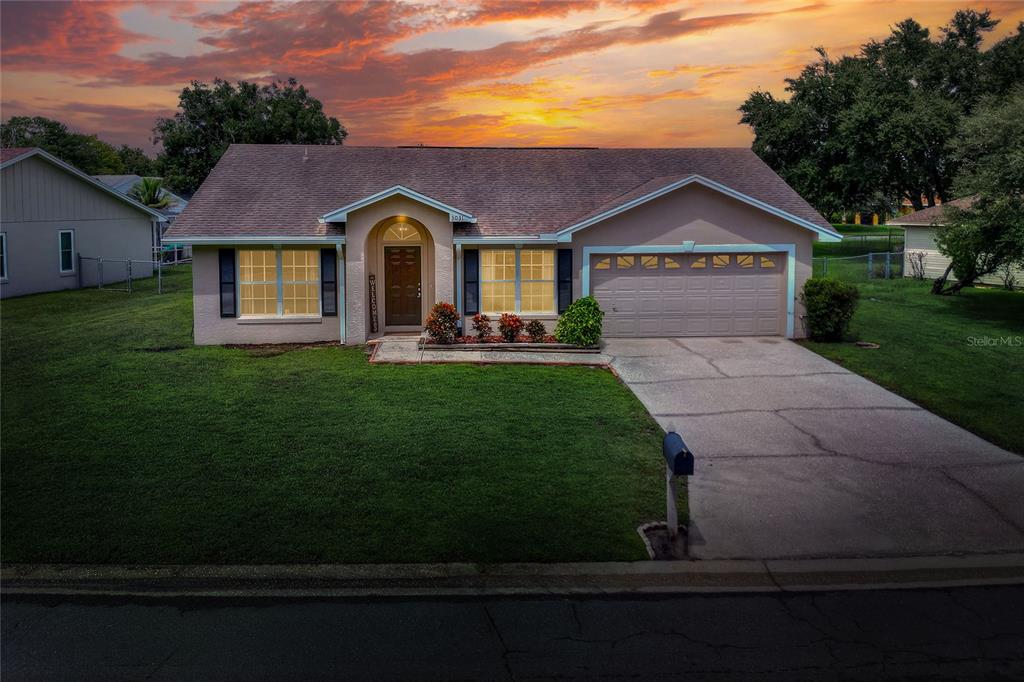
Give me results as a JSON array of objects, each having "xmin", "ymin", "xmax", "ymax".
[
  {"xmin": 890, "ymin": 198, "xmax": 1022, "ymax": 287},
  {"xmin": 164, "ymin": 145, "xmax": 841, "ymax": 345},
  {"xmin": 0, "ymin": 148, "xmax": 167, "ymax": 299}
]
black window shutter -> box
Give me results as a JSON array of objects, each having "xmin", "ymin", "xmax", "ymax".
[
  {"xmin": 557, "ymin": 248, "xmax": 573, "ymax": 313},
  {"xmin": 218, "ymin": 248, "xmax": 236, "ymax": 318},
  {"xmin": 320, "ymin": 248, "xmax": 337, "ymax": 317},
  {"xmin": 464, "ymin": 249, "xmax": 479, "ymax": 315}
]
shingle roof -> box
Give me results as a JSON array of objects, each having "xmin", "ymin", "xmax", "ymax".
[
  {"xmin": 889, "ymin": 197, "xmax": 975, "ymax": 226},
  {"xmin": 0, "ymin": 147, "xmax": 36, "ymax": 163},
  {"xmin": 166, "ymin": 145, "xmax": 833, "ymax": 239},
  {"xmin": 93, "ymin": 174, "xmax": 189, "ymax": 217}
]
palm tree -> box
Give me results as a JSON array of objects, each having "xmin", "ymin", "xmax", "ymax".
[{"xmin": 129, "ymin": 177, "xmax": 171, "ymax": 209}]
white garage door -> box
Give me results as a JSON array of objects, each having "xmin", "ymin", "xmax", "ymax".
[{"xmin": 591, "ymin": 253, "xmax": 786, "ymax": 337}]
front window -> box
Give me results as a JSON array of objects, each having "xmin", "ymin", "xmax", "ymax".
[
  {"xmin": 282, "ymin": 250, "xmax": 320, "ymax": 315},
  {"xmin": 238, "ymin": 248, "xmax": 320, "ymax": 317},
  {"xmin": 58, "ymin": 230, "xmax": 74, "ymax": 273},
  {"xmin": 481, "ymin": 249, "xmax": 516, "ymax": 314},
  {"xmin": 520, "ymin": 249, "xmax": 554, "ymax": 314},
  {"xmin": 239, "ymin": 249, "xmax": 278, "ymax": 315},
  {"xmin": 479, "ymin": 248, "xmax": 555, "ymax": 315}
]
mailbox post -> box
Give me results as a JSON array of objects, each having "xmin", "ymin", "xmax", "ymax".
[{"xmin": 662, "ymin": 432, "xmax": 695, "ymax": 540}]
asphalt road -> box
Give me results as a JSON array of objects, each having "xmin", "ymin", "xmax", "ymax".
[{"xmin": 3, "ymin": 586, "xmax": 1023, "ymax": 680}]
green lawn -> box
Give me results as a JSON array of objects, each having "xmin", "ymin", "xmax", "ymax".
[
  {"xmin": 803, "ymin": 279, "xmax": 1024, "ymax": 454},
  {"xmin": 1, "ymin": 268, "xmax": 671, "ymax": 564}
]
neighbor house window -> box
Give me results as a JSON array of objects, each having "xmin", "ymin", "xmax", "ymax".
[
  {"xmin": 282, "ymin": 250, "xmax": 320, "ymax": 315},
  {"xmin": 58, "ymin": 230, "xmax": 74, "ymax": 273},
  {"xmin": 239, "ymin": 249, "xmax": 278, "ymax": 316},
  {"xmin": 520, "ymin": 249, "xmax": 554, "ymax": 314},
  {"xmin": 0, "ymin": 233, "xmax": 7, "ymax": 280},
  {"xmin": 480, "ymin": 248, "xmax": 555, "ymax": 315},
  {"xmin": 481, "ymin": 249, "xmax": 516, "ymax": 314}
]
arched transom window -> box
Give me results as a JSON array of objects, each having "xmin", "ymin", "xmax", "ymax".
[{"xmin": 383, "ymin": 223, "xmax": 421, "ymax": 241}]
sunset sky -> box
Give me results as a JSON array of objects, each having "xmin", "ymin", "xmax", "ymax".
[{"xmin": 2, "ymin": 1, "xmax": 1023, "ymax": 151}]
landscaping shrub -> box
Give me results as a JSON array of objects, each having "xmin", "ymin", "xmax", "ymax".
[
  {"xmin": 424, "ymin": 302, "xmax": 459, "ymax": 344},
  {"xmin": 471, "ymin": 313, "xmax": 493, "ymax": 341},
  {"xmin": 554, "ymin": 296, "xmax": 604, "ymax": 346},
  {"xmin": 524, "ymin": 319, "xmax": 547, "ymax": 342},
  {"xmin": 800, "ymin": 278, "xmax": 860, "ymax": 341},
  {"xmin": 498, "ymin": 313, "xmax": 524, "ymax": 342}
]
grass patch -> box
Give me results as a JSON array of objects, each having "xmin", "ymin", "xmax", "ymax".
[
  {"xmin": 1, "ymin": 268, "xmax": 671, "ymax": 564},
  {"xmin": 802, "ymin": 279, "xmax": 1024, "ymax": 454}
]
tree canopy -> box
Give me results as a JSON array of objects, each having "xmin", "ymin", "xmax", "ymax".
[
  {"xmin": 740, "ymin": 10, "xmax": 1024, "ymax": 218},
  {"xmin": 153, "ymin": 78, "xmax": 348, "ymax": 195},
  {"xmin": 932, "ymin": 88, "xmax": 1024, "ymax": 293},
  {"xmin": 0, "ymin": 116, "xmax": 140, "ymax": 175}
]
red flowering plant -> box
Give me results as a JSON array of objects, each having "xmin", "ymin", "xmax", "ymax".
[
  {"xmin": 524, "ymin": 319, "xmax": 547, "ymax": 343},
  {"xmin": 497, "ymin": 313, "xmax": 524, "ymax": 342},
  {"xmin": 424, "ymin": 302, "xmax": 459, "ymax": 344},
  {"xmin": 471, "ymin": 313, "xmax": 493, "ymax": 341}
]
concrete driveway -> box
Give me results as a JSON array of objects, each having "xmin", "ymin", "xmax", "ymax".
[{"xmin": 606, "ymin": 338, "xmax": 1024, "ymax": 560}]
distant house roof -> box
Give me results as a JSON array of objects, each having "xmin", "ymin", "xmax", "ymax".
[
  {"xmin": 1, "ymin": 147, "xmax": 167, "ymax": 221},
  {"xmin": 93, "ymin": 174, "xmax": 188, "ymax": 217},
  {"xmin": 1, "ymin": 147, "xmax": 35, "ymax": 163},
  {"xmin": 166, "ymin": 145, "xmax": 836, "ymax": 241},
  {"xmin": 889, "ymin": 197, "xmax": 976, "ymax": 226}
]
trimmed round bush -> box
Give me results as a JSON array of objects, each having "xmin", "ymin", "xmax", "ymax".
[
  {"xmin": 800, "ymin": 278, "xmax": 860, "ymax": 341},
  {"xmin": 524, "ymin": 319, "xmax": 547, "ymax": 342},
  {"xmin": 471, "ymin": 313, "xmax": 493, "ymax": 340},
  {"xmin": 554, "ymin": 296, "xmax": 604, "ymax": 346},
  {"xmin": 497, "ymin": 313, "xmax": 524, "ymax": 342},
  {"xmin": 424, "ymin": 301, "xmax": 459, "ymax": 344}
]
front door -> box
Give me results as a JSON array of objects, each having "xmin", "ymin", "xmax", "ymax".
[{"xmin": 385, "ymin": 246, "xmax": 421, "ymax": 326}]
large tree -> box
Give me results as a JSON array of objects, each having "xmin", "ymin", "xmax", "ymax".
[
  {"xmin": 740, "ymin": 9, "xmax": 1017, "ymax": 217},
  {"xmin": 932, "ymin": 89, "xmax": 1024, "ymax": 294},
  {"xmin": 153, "ymin": 78, "xmax": 348, "ymax": 194},
  {"xmin": 116, "ymin": 145, "xmax": 156, "ymax": 176},
  {"xmin": 0, "ymin": 116, "xmax": 126, "ymax": 175}
]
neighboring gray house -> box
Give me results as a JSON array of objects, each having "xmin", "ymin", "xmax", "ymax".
[
  {"xmin": 890, "ymin": 197, "xmax": 1022, "ymax": 287},
  {"xmin": 0, "ymin": 147, "xmax": 166, "ymax": 299}
]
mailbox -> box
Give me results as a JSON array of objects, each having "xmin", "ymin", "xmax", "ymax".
[{"xmin": 663, "ymin": 432, "xmax": 694, "ymax": 476}]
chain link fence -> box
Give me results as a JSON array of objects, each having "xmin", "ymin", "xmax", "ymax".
[
  {"xmin": 812, "ymin": 250, "xmax": 905, "ymax": 282},
  {"xmin": 77, "ymin": 251, "xmax": 191, "ymax": 295}
]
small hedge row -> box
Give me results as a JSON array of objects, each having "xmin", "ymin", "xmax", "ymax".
[{"xmin": 425, "ymin": 296, "xmax": 605, "ymax": 346}]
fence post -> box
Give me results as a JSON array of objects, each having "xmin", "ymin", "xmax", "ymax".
[
  {"xmin": 127, "ymin": 260, "xmax": 133, "ymax": 294},
  {"xmin": 823, "ymin": 257, "xmax": 828, "ymax": 277},
  {"xmin": 867, "ymin": 252, "xmax": 873, "ymax": 279},
  {"xmin": 885, "ymin": 252, "xmax": 891, "ymax": 279},
  {"xmin": 77, "ymin": 254, "xmax": 82, "ymax": 289},
  {"xmin": 157, "ymin": 258, "xmax": 163, "ymax": 294},
  {"xmin": 98, "ymin": 259, "xmax": 103, "ymax": 289}
]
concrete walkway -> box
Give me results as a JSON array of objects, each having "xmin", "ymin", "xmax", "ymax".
[
  {"xmin": 605, "ymin": 337, "xmax": 1024, "ymax": 561},
  {"xmin": 371, "ymin": 336, "xmax": 611, "ymax": 365}
]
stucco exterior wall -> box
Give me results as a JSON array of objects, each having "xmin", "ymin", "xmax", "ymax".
[
  {"xmin": 1, "ymin": 155, "xmax": 156, "ymax": 299},
  {"xmin": 191, "ymin": 246, "xmax": 342, "ymax": 345},
  {"xmin": 567, "ymin": 184, "xmax": 816, "ymax": 338},
  {"xmin": 344, "ymin": 196, "xmax": 454, "ymax": 343}
]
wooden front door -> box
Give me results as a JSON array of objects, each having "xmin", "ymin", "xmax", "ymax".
[{"xmin": 385, "ymin": 246, "xmax": 422, "ymax": 326}]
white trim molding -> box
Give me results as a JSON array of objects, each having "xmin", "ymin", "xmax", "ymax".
[
  {"xmin": 320, "ymin": 186, "xmax": 477, "ymax": 224},
  {"xmin": 170, "ymin": 236, "xmax": 346, "ymax": 246},
  {"xmin": 553, "ymin": 175, "xmax": 841, "ymax": 243},
  {"xmin": 453, "ymin": 235, "xmax": 559, "ymax": 245},
  {"xmin": 0, "ymin": 148, "xmax": 168, "ymax": 222},
  {"xmin": 582, "ymin": 243, "xmax": 798, "ymax": 338}
]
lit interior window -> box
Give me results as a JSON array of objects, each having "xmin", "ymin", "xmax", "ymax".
[
  {"xmin": 239, "ymin": 249, "xmax": 278, "ymax": 316},
  {"xmin": 282, "ymin": 250, "xmax": 320, "ymax": 315},
  {"xmin": 690, "ymin": 256, "xmax": 707, "ymax": 269},
  {"xmin": 616, "ymin": 256, "xmax": 635, "ymax": 269},
  {"xmin": 664, "ymin": 256, "xmax": 682, "ymax": 269},
  {"xmin": 641, "ymin": 255, "xmax": 659, "ymax": 269},
  {"xmin": 737, "ymin": 255, "xmax": 754, "ymax": 268},
  {"xmin": 594, "ymin": 257, "xmax": 611, "ymax": 270},
  {"xmin": 760, "ymin": 256, "xmax": 777, "ymax": 268},
  {"xmin": 713, "ymin": 255, "xmax": 730, "ymax": 268},
  {"xmin": 384, "ymin": 223, "xmax": 420, "ymax": 241},
  {"xmin": 481, "ymin": 249, "xmax": 516, "ymax": 313},
  {"xmin": 520, "ymin": 249, "xmax": 554, "ymax": 314}
]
